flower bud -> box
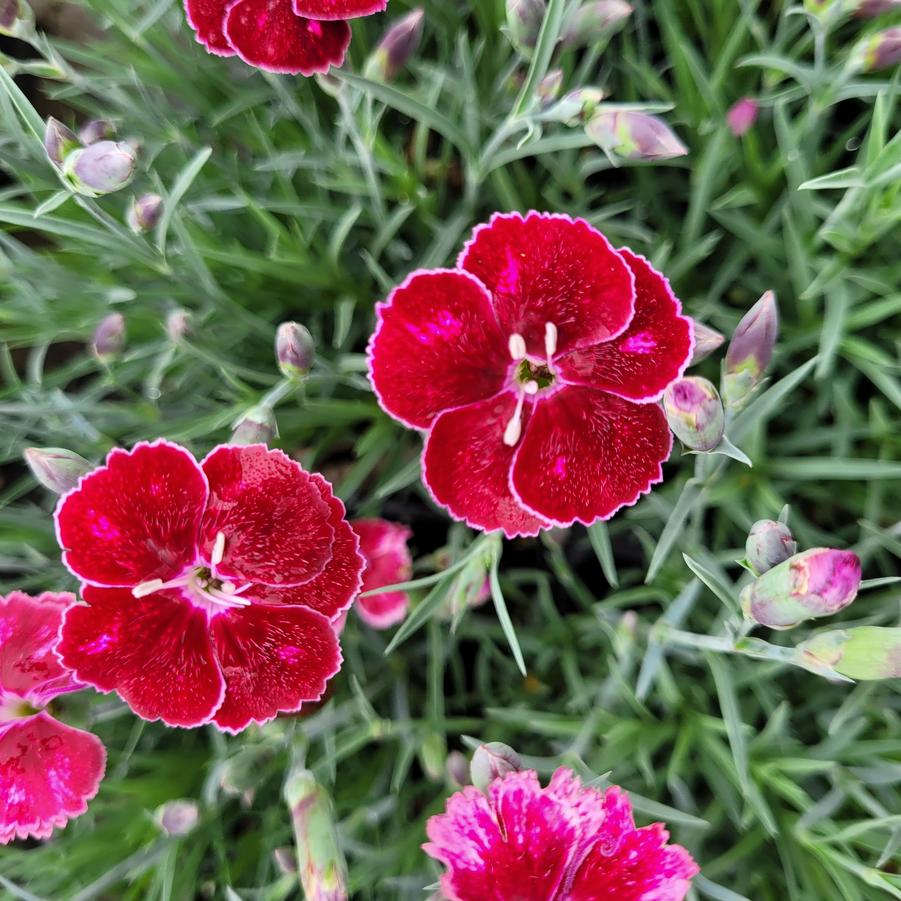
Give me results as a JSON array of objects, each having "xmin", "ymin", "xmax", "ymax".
[
  {"xmin": 850, "ymin": 26, "xmax": 901, "ymax": 72},
  {"xmin": 166, "ymin": 308, "xmax": 192, "ymax": 342},
  {"xmin": 543, "ymin": 87, "xmax": 606, "ymax": 124},
  {"xmin": 420, "ymin": 733, "xmax": 447, "ymax": 782},
  {"xmin": 63, "ymin": 141, "xmax": 136, "ymax": 197},
  {"xmin": 283, "ymin": 768, "xmax": 348, "ymax": 901},
  {"xmin": 798, "ymin": 627, "xmax": 901, "ymax": 680},
  {"xmin": 44, "ymin": 117, "xmax": 79, "ymax": 168},
  {"xmin": 586, "ymin": 110, "xmax": 688, "ymax": 161},
  {"xmin": 852, "ymin": 0, "xmax": 901, "ymax": 17},
  {"xmin": 231, "ymin": 404, "xmax": 277, "ymax": 446},
  {"xmin": 78, "ymin": 118, "xmax": 115, "ymax": 146},
  {"xmin": 740, "ymin": 548, "xmax": 861, "ymax": 630},
  {"xmin": 365, "ymin": 8, "xmax": 424, "ymax": 81},
  {"xmin": 506, "ymin": 0, "xmax": 547, "ymax": 55},
  {"xmin": 663, "ymin": 376, "xmax": 725, "ymax": 452},
  {"xmin": 156, "ymin": 799, "xmax": 199, "ymax": 837},
  {"xmin": 470, "ymin": 742, "xmax": 522, "ymax": 792},
  {"xmin": 445, "ymin": 750, "xmax": 470, "ymax": 788},
  {"xmin": 273, "ymin": 846, "xmax": 298, "ymax": 875},
  {"xmin": 24, "ymin": 447, "xmax": 92, "ymax": 494},
  {"xmin": 689, "ymin": 320, "xmax": 725, "ymax": 365},
  {"xmin": 804, "ymin": 0, "xmax": 839, "ymax": 17},
  {"xmin": 127, "ymin": 193, "xmax": 163, "ymax": 233},
  {"xmin": 91, "ymin": 313, "xmax": 126, "ymax": 361},
  {"xmin": 722, "ymin": 290, "xmax": 778, "ymax": 411},
  {"xmin": 275, "ymin": 321, "xmax": 315, "ymax": 378},
  {"xmin": 0, "ymin": 0, "xmax": 32, "ymax": 36},
  {"xmin": 726, "ymin": 97, "xmax": 759, "ymax": 137},
  {"xmin": 537, "ymin": 69, "xmax": 564, "ymax": 104},
  {"xmin": 562, "ymin": 0, "xmax": 632, "ymax": 48},
  {"xmin": 746, "ymin": 519, "xmax": 798, "ymax": 575}
]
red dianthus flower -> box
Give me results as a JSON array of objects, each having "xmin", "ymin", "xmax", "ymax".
[
  {"xmin": 368, "ymin": 212, "xmax": 694, "ymax": 537},
  {"xmin": 424, "ymin": 767, "xmax": 699, "ymax": 900},
  {"xmin": 0, "ymin": 592, "xmax": 106, "ymax": 844},
  {"xmin": 54, "ymin": 441, "xmax": 364, "ymax": 733}
]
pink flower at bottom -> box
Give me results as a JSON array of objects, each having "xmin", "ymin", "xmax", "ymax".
[
  {"xmin": 424, "ymin": 768, "xmax": 698, "ymax": 901},
  {"xmin": 0, "ymin": 592, "xmax": 106, "ymax": 844},
  {"xmin": 351, "ymin": 518, "xmax": 413, "ymax": 629}
]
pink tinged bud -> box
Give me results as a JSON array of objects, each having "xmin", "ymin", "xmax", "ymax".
[
  {"xmin": 24, "ymin": 446, "xmax": 92, "ymax": 494},
  {"xmin": 741, "ymin": 548, "xmax": 862, "ymax": 630},
  {"xmin": 273, "ymin": 846, "xmax": 298, "ymax": 875},
  {"xmin": 166, "ymin": 309, "xmax": 192, "ymax": 342},
  {"xmin": 746, "ymin": 519, "xmax": 798, "ymax": 575},
  {"xmin": 562, "ymin": 0, "xmax": 632, "ymax": 48},
  {"xmin": 283, "ymin": 768, "xmax": 348, "ymax": 901},
  {"xmin": 852, "ymin": 27, "xmax": 901, "ymax": 72},
  {"xmin": 545, "ymin": 87, "xmax": 606, "ymax": 124},
  {"xmin": 366, "ymin": 8, "xmax": 424, "ymax": 81},
  {"xmin": 726, "ymin": 97, "xmax": 759, "ymax": 137},
  {"xmin": 43, "ymin": 117, "xmax": 79, "ymax": 168},
  {"xmin": 156, "ymin": 799, "xmax": 199, "ymax": 836},
  {"xmin": 63, "ymin": 141, "xmax": 136, "ymax": 197},
  {"xmin": 470, "ymin": 742, "xmax": 522, "ymax": 792},
  {"xmin": 446, "ymin": 751, "xmax": 470, "ymax": 788},
  {"xmin": 506, "ymin": 0, "xmax": 547, "ymax": 54},
  {"xmin": 853, "ymin": 0, "xmax": 901, "ymax": 16},
  {"xmin": 663, "ymin": 376, "xmax": 725, "ymax": 452},
  {"xmin": 586, "ymin": 110, "xmax": 688, "ymax": 161},
  {"xmin": 91, "ymin": 313, "xmax": 126, "ymax": 361},
  {"xmin": 275, "ymin": 321, "xmax": 315, "ymax": 378},
  {"xmin": 231, "ymin": 404, "xmax": 277, "ymax": 446},
  {"xmin": 538, "ymin": 69, "xmax": 564, "ymax": 104},
  {"xmin": 798, "ymin": 627, "xmax": 901, "ymax": 680},
  {"xmin": 722, "ymin": 290, "xmax": 778, "ymax": 411},
  {"xmin": 0, "ymin": 0, "xmax": 31, "ymax": 36},
  {"xmin": 78, "ymin": 118, "xmax": 116, "ymax": 145},
  {"xmin": 127, "ymin": 193, "xmax": 163, "ymax": 233},
  {"xmin": 689, "ymin": 320, "xmax": 725, "ymax": 365}
]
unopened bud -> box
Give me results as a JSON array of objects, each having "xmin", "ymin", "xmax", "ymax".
[
  {"xmin": 726, "ymin": 97, "xmax": 759, "ymax": 137},
  {"xmin": 740, "ymin": 548, "xmax": 861, "ymax": 630},
  {"xmin": 365, "ymin": 8, "xmax": 424, "ymax": 81},
  {"xmin": 91, "ymin": 313, "xmax": 126, "ymax": 361},
  {"xmin": 231, "ymin": 404, "xmax": 277, "ymax": 446},
  {"xmin": 543, "ymin": 87, "xmax": 606, "ymax": 124},
  {"xmin": 804, "ymin": 0, "xmax": 839, "ymax": 17},
  {"xmin": 445, "ymin": 751, "xmax": 470, "ymax": 788},
  {"xmin": 850, "ymin": 26, "xmax": 901, "ymax": 72},
  {"xmin": 562, "ymin": 0, "xmax": 632, "ymax": 48},
  {"xmin": 273, "ymin": 846, "xmax": 298, "ymax": 875},
  {"xmin": 24, "ymin": 447, "xmax": 92, "ymax": 494},
  {"xmin": 156, "ymin": 799, "xmax": 199, "ymax": 837},
  {"xmin": 0, "ymin": 0, "xmax": 32, "ymax": 36},
  {"xmin": 798, "ymin": 627, "xmax": 901, "ymax": 680},
  {"xmin": 44, "ymin": 117, "xmax": 79, "ymax": 168},
  {"xmin": 663, "ymin": 376, "xmax": 725, "ymax": 452},
  {"xmin": 852, "ymin": 0, "xmax": 901, "ymax": 16},
  {"xmin": 722, "ymin": 290, "xmax": 778, "ymax": 410},
  {"xmin": 63, "ymin": 141, "xmax": 136, "ymax": 197},
  {"xmin": 470, "ymin": 742, "xmax": 522, "ymax": 791},
  {"xmin": 79, "ymin": 118, "xmax": 115, "ymax": 145},
  {"xmin": 746, "ymin": 519, "xmax": 798, "ymax": 575},
  {"xmin": 506, "ymin": 0, "xmax": 547, "ymax": 55},
  {"xmin": 420, "ymin": 733, "xmax": 446, "ymax": 782},
  {"xmin": 166, "ymin": 309, "xmax": 192, "ymax": 342},
  {"xmin": 689, "ymin": 320, "xmax": 725, "ymax": 365},
  {"xmin": 127, "ymin": 193, "xmax": 163, "ymax": 233},
  {"xmin": 538, "ymin": 69, "xmax": 564, "ymax": 104},
  {"xmin": 275, "ymin": 321, "xmax": 315, "ymax": 378},
  {"xmin": 586, "ymin": 110, "xmax": 688, "ymax": 161},
  {"xmin": 283, "ymin": 768, "xmax": 348, "ymax": 901}
]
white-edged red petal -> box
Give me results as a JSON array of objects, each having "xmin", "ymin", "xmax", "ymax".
[
  {"xmin": 292, "ymin": 0, "xmax": 386, "ymax": 18},
  {"xmin": 352, "ymin": 518, "xmax": 412, "ymax": 629},
  {"xmin": 184, "ymin": 0, "xmax": 235, "ymax": 55}
]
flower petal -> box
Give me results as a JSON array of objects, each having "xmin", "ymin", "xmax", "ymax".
[
  {"xmin": 241, "ymin": 474, "xmax": 364, "ymax": 622},
  {"xmin": 352, "ymin": 518, "xmax": 412, "ymax": 629},
  {"xmin": 54, "ymin": 440, "xmax": 208, "ymax": 588},
  {"xmin": 57, "ymin": 586, "xmax": 224, "ymax": 729},
  {"xmin": 557, "ymin": 249, "xmax": 693, "ymax": 402},
  {"xmin": 0, "ymin": 712, "xmax": 105, "ymax": 845},
  {"xmin": 200, "ymin": 445, "xmax": 335, "ymax": 588},
  {"xmin": 368, "ymin": 270, "xmax": 509, "ymax": 430},
  {"xmin": 423, "ymin": 393, "xmax": 550, "ymax": 538},
  {"xmin": 209, "ymin": 603, "xmax": 342, "ymax": 733},
  {"xmin": 184, "ymin": 0, "xmax": 235, "ymax": 56},
  {"xmin": 0, "ymin": 592, "xmax": 80, "ymax": 705},
  {"xmin": 511, "ymin": 386, "xmax": 672, "ymax": 527},
  {"xmin": 292, "ymin": 0, "xmax": 386, "ymax": 19},
  {"xmin": 223, "ymin": 0, "xmax": 351, "ymax": 75},
  {"xmin": 458, "ymin": 212, "xmax": 635, "ymax": 358}
]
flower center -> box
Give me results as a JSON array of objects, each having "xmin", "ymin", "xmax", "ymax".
[
  {"xmin": 0, "ymin": 692, "xmax": 37, "ymax": 723},
  {"xmin": 503, "ymin": 323, "xmax": 558, "ymax": 447}
]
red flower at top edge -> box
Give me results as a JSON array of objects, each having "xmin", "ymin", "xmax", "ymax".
[
  {"xmin": 1, "ymin": 592, "xmax": 106, "ymax": 844},
  {"xmin": 367, "ymin": 212, "xmax": 694, "ymax": 538},
  {"xmin": 424, "ymin": 767, "xmax": 699, "ymax": 901},
  {"xmin": 53, "ymin": 441, "xmax": 364, "ymax": 733}
]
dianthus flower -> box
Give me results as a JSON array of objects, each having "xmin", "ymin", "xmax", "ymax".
[
  {"xmin": 424, "ymin": 767, "xmax": 698, "ymax": 900},
  {"xmin": 186, "ymin": 0, "xmax": 386, "ymax": 74},
  {"xmin": 1, "ymin": 592, "xmax": 106, "ymax": 844},
  {"xmin": 351, "ymin": 518, "xmax": 412, "ymax": 628},
  {"xmin": 54, "ymin": 441, "xmax": 364, "ymax": 733},
  {"xmin": 368, "ymin": 212, "xmax": 693, "ymax": 537}
]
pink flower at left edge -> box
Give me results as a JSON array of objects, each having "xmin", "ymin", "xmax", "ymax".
[
  {"xmin": 0, "ymin": 592, "xmax": 106, "ymax": 844},
  {"xmin": 53, "ymin": 441, "xmax": 365, "ymax": 734},
  {"xmin": 351, "ymin": 518, "xmax": 413, "ymax": 629}
]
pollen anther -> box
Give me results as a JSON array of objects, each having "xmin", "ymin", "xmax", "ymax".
[{"xmin": 508, "ymin": 333, "xmax": 527, "ymax": 361}]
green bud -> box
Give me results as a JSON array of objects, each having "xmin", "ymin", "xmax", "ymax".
[
  {"xmin": 24, "ymin": 446, "xmax": 92, "ymax": 494},
  {"xmin": 746, "ymin": 519, "xmax": 798, "ymax": 575},
  {"xmin": 231, "ymin": 404, "xmax": 277, "ymax": 446},
  {"xmin": 470, "ymin": 742, "xmax": 522, "ymax": 791},
  {"xmin": 798, "ymin": 627, "xmax": 901, "ymax": 680}
]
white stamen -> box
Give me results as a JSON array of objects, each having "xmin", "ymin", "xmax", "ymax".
[
  {"xmin": 503, "ymin": 392, "xmax": 527, "ymax": 447},
  {"xmin": 508, "ymin": 333, "xmax": 527, "ymax": 361},
  {"xmin": 523, "ymin": 380, "xmax": 539, "ymax": 395},
  {"xmin": 210, "ymin": 531, "xmax": 226, "ymax": 576},
  {"xmin": 545, "ymin": 322, "xmax": 558, "ymax": 360},
  {"xmin": 220, "ymin": 581, "xmax": 237, "ymax": 595},
  {"xmin": 132, "ymin": 579, "xmax": 164, "ymax": 598}
]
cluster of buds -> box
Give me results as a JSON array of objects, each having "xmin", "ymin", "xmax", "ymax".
[
  {"xmin": 798, "ymin": 626, "xmax": 901, "ymax": 680},
  {"xmin": 470, "ymin": 742, "xmax": 522, "ymax": 791},
  {"xmin": 663, "ymin": 376, "xmax": 725, "ymax": 452},
  {"xmin": 721, "ymin": 290, "xmax": 779, "ymax": 411},
  {"xmin": 44, "ymin": 116, "xmax": 136, "ymax": 197},
  {"xmin": 586, "ymin": 110, "xmax": 688, "ymax": 161},
  {"xmin": 561, "ymin": 1, "xmax": 632, "ymax": 48},
  {"xmin": 364, "ymin": 8, "xmax": 424, "ymax": 81}
]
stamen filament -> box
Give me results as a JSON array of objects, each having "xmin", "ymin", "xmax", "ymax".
[
  {"xmin": 210, "ymin": 531, "xmax": 226, "ymax": 577},
  {"xmin": 503, "ymin": 392, "xmax": 527, "ymax": 447},
  {"xmin": 132, "ymin": 574, "xmax": 192, "ymax": 599},
  {"xmin": 545, "ymin": 322, "xmax": 558, "ymax": 364}
]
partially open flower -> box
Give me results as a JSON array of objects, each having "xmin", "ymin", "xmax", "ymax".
[
  {"xmin": 587, "ymin": 110, "xmax": 688, "ymax": 161},
  {"xmin": 741, "ymin": 548, "xmax": 861, "ymax": 630},
  {"xmin": 470, "ymin": 742, "xmax": 521, "ymax": 791},
  {"xmin": 663, "ymin": 376, "xmax": 725, "ymax": 452},
  {"xmin": 352, "ymin": 518, "xmax": 413, "ymax": 629},
  {"xmin": 798, "ymin": 626, "xmax": 901, "ymax": 680},
  {"xmin": 722, "ymin": 290, "xmax": 778, "ymax": 411},
  {"xmin": 24, "ymin": 447, "xmax": 93, "ymax": 495},
  {"xmin": 745, "ymin": 519, "xmax": 797, "ymax": 575}
]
